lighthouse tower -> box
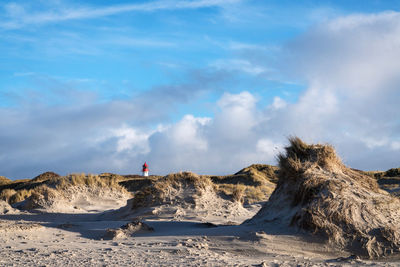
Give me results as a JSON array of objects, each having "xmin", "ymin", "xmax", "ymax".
[{"xmin": 142, "ymin": 162, "xmax": 149, "ymax": 177}]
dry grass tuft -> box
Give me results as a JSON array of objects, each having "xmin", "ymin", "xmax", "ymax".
[
  {"xmin": 211, "ymin": 164, "xmax": 278, "ymax": 203},
  {"xmin": 0, "ymin": 172, "xmax": 129, "ymax": 206},
  {"xmin": 0, "ymin": 189, "xmax": 17, "ymax": 203},
  {"xmin": 0, "ymin": 176, "xmax": 12, "ymax": 185},
  {"xmin": 232, "ymin": 184, "xmax": 245, "ymax": 203},
  {"xmin": 278, "ymin": 137, "xmax": 342, "ymax": 179},
  {"xmin": 244, "ymin": 185, "xmax": 275, "ymax": 203},
  {"xmin": 31, "ymin": 172, "xmax": 60, "ymax": 182},
  {"xmin": 23, "ymin": 185, "xmax": 59, "ymax": 210},
  {"xmin": 250, "ymin": 137, "xmax": 400, "ymax": 258},
  {"xmin": 212, "ymin": 164, "xmax": 278, "ymax": 186},
  {"xmin": 385, "ymin": 168, "xmax": 400, "ymax": 177},
  {"xmin": 216, "ymin": 183, "xmax": 273, "ymax": 204},
  {"xmin": 156, "ymin": 171, "xmax": 211, "ymax": 190},
  {"xmin": 130, "ymin": 172, "xmax": 213, "ymax": 209},
  {"xmin": 9, "ymin": 189, "xmax": 32, "ymax": 204},
  {"xmin": 50, "ymin": 173, "xmax": 125, "ymax": 192}
]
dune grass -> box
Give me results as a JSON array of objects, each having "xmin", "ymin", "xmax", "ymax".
[
  {"xmin": 0, "ymin": 176, "xmax": 11, "ymax": 185},
  {"xmin": 216, "ymin": 183, "xmax": 273, "ymax": 203},
  {"xmin": 51, "ymin": 173, "xmax": 123, "ymax": 189},
  {"xmin": 0, "ymin": 172, "xmax": 129, "ymax": 205},
  {"xmin": 130, "ymin": 172, "xmax": 212, "ymax": 209},
  {"xmin": 0, "ymin": 165, "xmax": 278, "ymax": 206},
  {"xmin": 9, "ymin": 189, "xmax": 32, "ymax": 204},
  {"xmin": 0, "ymin": 189, "xmax": 17, "ymax": 203},
  {"xmin": 253, "ymin": 137, "xmax": 400, "ymax": 258}
]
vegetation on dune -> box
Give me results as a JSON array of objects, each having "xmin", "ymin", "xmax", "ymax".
[
  {"xmin": 360, "ymin": 168, "xmax": 400, "ymax": 180},
  {"xmin": 385, "ymin": 168, "xmax": 400, "ymax": 177},
  {"xmin": 0, "ymin": 172, "xmax": 129, "ymax": 205},
  {"xmin": 0, "ymin": 176, "xmax": 12, "ymax": 185},
  {"xmin": 155, "ymin": 172, "xmax": 212, "ymax": 190},
  {"xmin": 358, "ymin": 167, "xmax": 400, "ymax": 196},
  {"xmin": 130, "ymin": 172, "xmax": 212, "ymax": 209},
  {"xmin": 50, "ymin": 173, "xmax": 125, "ymax": 190},
  {"xmin": 9, "ymin": 189, "xmax": 32, "ymax": 204},
  {"xmin": 211, "ymin": 164, "xmax": 278, "ymax": 203},
  {"xmin": 31, "ymin": 172, "xmax": 60, "ymax": 182},
  {"xmin": 0, "ymin": 189, "xmax": 17, "ymax": 203},
  {"xmin": 130, "ymin": 168, "xmax": 278, "ymax": 209},
  {"xmin": 251, "ymin": 137, "xmax": 400, "ymax": 258},
  {"xmin": 0, "ymin": 163, "xmax": 279, "ymax": 206},
  {"xmin": 216, "ymin": 183, "xmax": 274, "ymax": 204},
  {"xmin": 22, "ymin": 185, "xmax": 59, "ymax": 210},
  {"xmin": 211, "ymin": 164, "xmax": 278, "ymax": 186},
  {"xmin": 2, "ymin": 155, "xmax": 397, "ymax": 212}
]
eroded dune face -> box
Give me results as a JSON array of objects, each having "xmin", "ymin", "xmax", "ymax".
[
  {"xmin": 0, "ymin": 200, "xmax": 17, "ymax": 214},
  {"xmin": 18, "ymin": 185, "xmax": 130, "ymax": 213},
  {"xmin": 3, "ymin": 174, "xmax": 132, "ymax": 213},
  {"xmin": 117, "ymin": 172, "xmax": 258, "ymax": 224},
  {"xmin": 249, "ymin": 137, "xmax": 400, "ymax": 258}
]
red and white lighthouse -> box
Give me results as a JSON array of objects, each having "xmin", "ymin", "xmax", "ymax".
[{"xmin": 142, "ymin": 162, "xmax": 149, "ymax": 177}]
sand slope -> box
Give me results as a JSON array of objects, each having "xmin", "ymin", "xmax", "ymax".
[
  {"xmin": 248, "ymin": 137, "xmax": 400, "ymax": 258},
  {"xmin": 112, "ymin": 172, "xmax": 259, "ymax": 224}
]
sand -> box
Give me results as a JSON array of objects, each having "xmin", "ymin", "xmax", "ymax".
[
  {"xmin": 0, "ymin": 196, "xmax": 399, "ymax": 266},
  {"xmin": 1, "ymin": 160, "xmax": 400, "ymax": 265}
]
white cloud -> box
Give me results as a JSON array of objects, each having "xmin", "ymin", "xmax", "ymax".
[
  {"xmin": 142, "ymin": 91, "xmax": 280, "ymax": 174},
  {"xmin": 13, "ymin": 72, "xmax": 35, "ymax": 77},
  {"xmin": 211, "ymin": 59, "xmax": 268, "ymax": 75},
  {"xmin": 213, "ymin": 91, "xmax": 257, "ymax": 140},
  {"xmin": 326, "ymin": 11, "xmax": 400, "ymax": 32},
  {"xmin": 228, "ymin": 41, "xmax": 275, "ymax": 51},
  {"xmin": 256, "ymin": 138, "xmax": 282, "ymax": 160},
  {"xmin": 273, "ymin": 11, "xmax": 400, "ymax": 169},
  {"xmin": 391, "ymin": 141, "xmax": 400, "ymax": 151},
  {"xmin": 286, "ymin": 12, "xmax": 400, "ymax": 97},
  {"xmin": 0, "ymin": 0, "xmax": 243, "ymax": 29},
  {"xmin": 111, "ymin": 125, "xmax": 151, "ymax": 153},
  {"xmin": 270, "ymin": 96, "xmax": 286, "ymax": 110},
  {"xmin": 167, "ymin": 114, "xmax": 210, "ymax": 151},
  {"xmin": 2, "ymin": 10, "xmax": 400, "ymax": 179},
  {"xmin": 361, "ymin": 137, "xmax": 388, "ymax": 149}
]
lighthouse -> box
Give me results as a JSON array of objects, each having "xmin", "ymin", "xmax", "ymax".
[{"xmin": 142, "ymin": 162, "xmax": 149, "ymax": 177}]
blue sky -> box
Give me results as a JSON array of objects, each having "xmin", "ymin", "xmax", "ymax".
[{"xmin": 1, "ymin": 0, "xmax": 400, "ymax": 179}]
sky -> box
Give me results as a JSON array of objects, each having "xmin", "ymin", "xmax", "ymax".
[{"xmin": 1, "ymin": 0, "xmax": 400, "ymax": 179}]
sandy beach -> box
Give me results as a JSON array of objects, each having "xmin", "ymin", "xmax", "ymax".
[{"xmin": 0, "ymin": 198, "xmax": 397, "ymax": 266}]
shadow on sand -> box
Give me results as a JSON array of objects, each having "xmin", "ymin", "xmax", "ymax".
[{"xmin": 0, "ymin": 208, "xmax": 300, "ymax": 241}]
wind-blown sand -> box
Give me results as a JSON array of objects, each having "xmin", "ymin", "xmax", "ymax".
[
  {"xmin": 0, "ymin": 205, "xmax": 338, "ymax": 266},
  {"xmin": 0, "ymin": 207, "xmax": 395, "ymax": 266},
  {"xmin": 1, "ymin": 152, "xmax": 400, "ymax": 266}
]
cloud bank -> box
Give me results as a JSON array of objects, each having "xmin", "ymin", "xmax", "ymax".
[{"xmin": 1, "ymin": 11, "xmax": 400, "ymax": 179}]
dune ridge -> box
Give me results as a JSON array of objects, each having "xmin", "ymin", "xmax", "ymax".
[{"xmin": 249, "ymin": 137, "xmax": 400, "ymax": 258}]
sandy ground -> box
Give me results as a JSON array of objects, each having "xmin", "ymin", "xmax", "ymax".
[{"xmin": 0, "ymin": 201, "xmax": 399, "ymax": 267}]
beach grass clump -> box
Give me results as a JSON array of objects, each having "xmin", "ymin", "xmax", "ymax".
[
  {"xmin": 250, "ymin": 137, "xmax": 400, "ymax": 258},
  {"xmin": 22, "ymin": 185, "xmax": 59, "ymax": 210},
  {"xmin": 0, "ymin": 176, "xmax": 12, "ymax": 185},
  {"xmin": 31, "ymin": 172, "xmax": 60, "ymax": 183},
  {"xmin": 8, "ymin": 189, "xmax": 32, "ymax": 204},
  {"xmin": 385, "ymin": 168, "xmax": 400, "ymax": 177},
  {"xmin": 130, "ymin": 172, "xmax": 213, "ymax": 209},
  {"xmin": 216, "ymin": 183, "xmax": 271, "ymax": 203},
  {"xmin": 51, "ymin": 173, "xmax": 125, "ymax": 192},
  {"xmin": 0, "ymin": 189, "xmax": 17, "ymax": 203}
]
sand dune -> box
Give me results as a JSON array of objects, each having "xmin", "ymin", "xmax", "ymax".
[
  {"xmin": 111, "ymin": 171, "xmax": 260, "ymax": 224},
  {"xmin": 1, "ymin": 147, "xmax": 400, "ymax": 266},
  {"xmin": 249, "ymin": 137, "xmax": 400, "ymax": 259}
]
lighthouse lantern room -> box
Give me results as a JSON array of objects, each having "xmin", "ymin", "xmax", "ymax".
[{"xmin": 142, "ymin": 162, "xmax": 149, "ymax": 177}]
